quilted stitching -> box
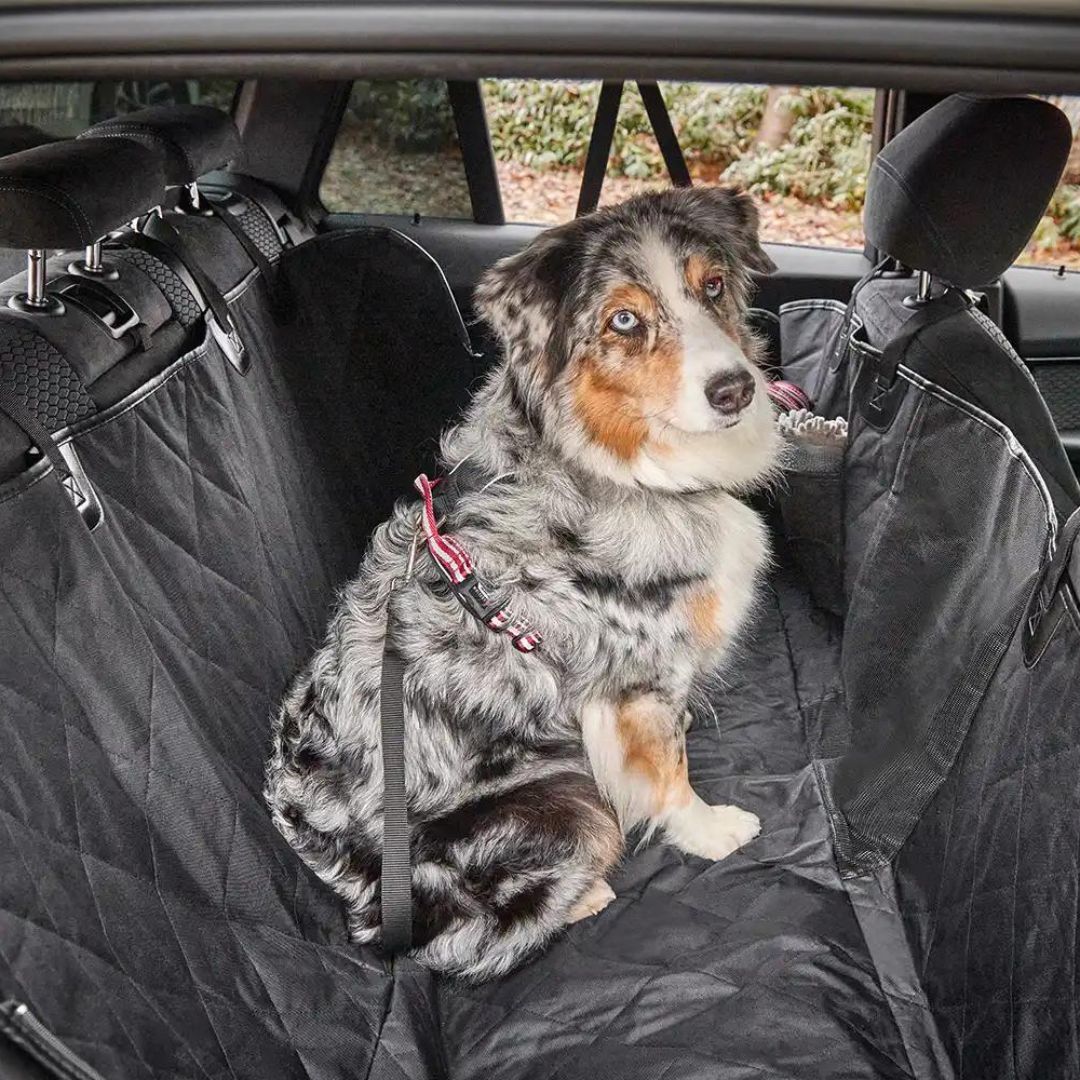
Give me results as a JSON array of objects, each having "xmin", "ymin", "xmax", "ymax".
[
  {"xmin": 0, "ymin": 238, "xmax": 481, "ymax": 1080},
  {"xmin": 0, "ymin": 232, "xmax": 945, "ymax": 1080}
]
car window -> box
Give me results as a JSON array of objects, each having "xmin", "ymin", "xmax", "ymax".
[
  {"xmin": 320, "ymin": 80, "xmax": 473, "ymax": 218},
  {"xmin": 483, "ymin": 80, "xmax": 873, "ymax": 251},
  {"xmin": 0, "ymin": 79, "xmax": 237, "ymax": 137}
]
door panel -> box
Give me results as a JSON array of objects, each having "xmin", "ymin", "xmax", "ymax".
[{"xmin": 1003, "ymin": 264, "xmax": 1080, "ymax": 469}]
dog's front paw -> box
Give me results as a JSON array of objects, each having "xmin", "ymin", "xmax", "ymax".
[{"xmin": 665, "ymin": 801, "xmax": 760, "ymax": 861}]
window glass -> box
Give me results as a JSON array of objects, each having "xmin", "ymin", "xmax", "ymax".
[
  {"xmin": 0, "ymin": 79, "xmax": 236, "ymax": 137},
  {"xmin": 1021, "ymin": 96, "xmax": 1080, "ymax": 270},
  {"xmin": 320, "ymin": 80, "xmax": 472, "ymax": 218},
  {"xmin": 483, "ymin": 80, "xmax": 873, "ymax": 251}
]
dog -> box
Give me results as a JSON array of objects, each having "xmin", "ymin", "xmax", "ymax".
[{"xmin": 265, "ymin": 186, "xmax": 782, "ymax": 981}]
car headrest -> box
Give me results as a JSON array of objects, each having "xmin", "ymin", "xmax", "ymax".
[
  {"xmin": 0, "ymin": 137, "xmax": 166, "ymax": 249},
  {"xmin": 0, "ymin": 124, "xmax": 56, "ymax": 157},
  {"xmin": 864, "ymin": 95, "xmax": 1071, "ymax": 287},
  {"xmin": 79, "ymin": 105, "xmax": 241, "ymax": 187}
]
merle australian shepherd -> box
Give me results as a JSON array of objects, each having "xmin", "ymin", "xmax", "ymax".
[{"xmin": 265, "ymin": 186, "xmax": 782, "ymax": 981}]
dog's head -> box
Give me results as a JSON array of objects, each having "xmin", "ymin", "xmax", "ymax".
[{"xmin": 476, "ymin": 187, "xmax": 781, "ymax": 492}]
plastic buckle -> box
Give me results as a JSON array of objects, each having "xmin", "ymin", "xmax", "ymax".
[
  {"xmin": 209, "ymin": 314, "xmax": 249, "ymax": 375},
  {"xmin": 449, "ymin": 573, "xmax": 505, "ymax": 625}
]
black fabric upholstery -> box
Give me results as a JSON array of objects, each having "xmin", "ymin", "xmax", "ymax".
[
  {"xmin": 853, "ymin": 275, "xmax": 1080, "ymax": 519},
  {"xmin": 0, "ymin": 138, "xmax": 166, "ymax": 249},
  {"xmin": 778, "ymin": 275, "xmax": 1080, "ymax": 1078},
  {"xmin": 0, "ymin": 229, "xmax": 478, "ymax": 1080},
  {"xmin": 0, "ymin": 217, "xmax": 1076, "ymax": 1079},
  {"xmin": 80, "ymin": 105, "xmax": 242, "ymax": 187},
  {"xmin": 865, "ymin": 95, "xmax": 1071, "ymax": 286}
]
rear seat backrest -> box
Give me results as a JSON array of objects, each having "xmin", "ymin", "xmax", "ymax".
[{"xmin": 0, "ymin": 99, "xmax": 480, "ymax": 1075}]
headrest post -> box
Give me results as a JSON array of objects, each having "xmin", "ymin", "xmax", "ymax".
[
  {"xmin": 903, "ymin": 269, "xmax": 935, "ymax": 310},
  {"xmin": 26, "ymin": 248, "xmax": 47, "ymax": 307},
  {"xmin": 9, "ymin": 248, "xmax": 64, "ymax": 315},
  {"xmin": 917, "ymin": 270, "xmax": 932, "ymax": 304},
  {"xmin": 187, "ymin": 181, "xmax": 201, "ymax": 210},
  {"xmin": 68, "ymin": 237, "xmax": 120, "ymax": 281},
  {"xmin": 0, "ymin": 136, "xmax": 165, "ymax": 305}
]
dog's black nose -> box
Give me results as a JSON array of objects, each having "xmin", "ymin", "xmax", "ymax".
[{"xmin": 705, "ymin": 371, "xmax": 755, "ymax": 415}]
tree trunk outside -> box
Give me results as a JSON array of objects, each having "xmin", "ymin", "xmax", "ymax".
[{"xmin": 757, "ymin": 86, "xmax": 798, "ymax": 150}]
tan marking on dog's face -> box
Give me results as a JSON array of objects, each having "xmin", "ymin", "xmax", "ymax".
[
  {"xmin": 687, "ymin": 586, "xmax": 723, "ymax": 647},
  {"xmin": 615, "ymin": 696, "xmax": 692, "ymax": 815},
  {"xmin": 683, "ymin": 252, "xmax": 720, "ymax": 296},
  {"xmin": 599, "ymin": 283, "xmax": 657, "ymax": 329},
  {"xmin": 572, "ymin": 358, "xmax": 651, "ymax": 460},
  {"xmin": 572, "ymin": 280, "xmax": 683, "ymax": 459}
]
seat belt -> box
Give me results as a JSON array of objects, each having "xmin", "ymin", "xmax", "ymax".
[{"xmin": 379, "ymin": 615, "xmax": 413, "ymax": 958}]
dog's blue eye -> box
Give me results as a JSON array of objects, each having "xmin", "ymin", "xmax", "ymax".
[
  {"xmin": 609, "ymin": 310, "xmax": 640, "ymax": 334},
  {"xmin": 704, "ymin": 275, "xmax": 725, "ymax": 301}
]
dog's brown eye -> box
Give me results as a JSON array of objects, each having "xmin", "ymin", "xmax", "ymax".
[
  {"xmin": 608, "ymin": 309, "xmax": 640, "ymax": 334},
  {"xmin": 704, "ymin": 275, "xmax": 725, "ymax": 301}
]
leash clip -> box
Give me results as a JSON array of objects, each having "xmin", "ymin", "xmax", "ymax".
[{"xmin": 412, "ymin": 472, "xmax": 543, "ymax": 653}]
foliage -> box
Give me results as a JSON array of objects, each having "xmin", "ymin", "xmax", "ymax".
[
  {"xmin": 342, "ymin": 78, "xmax": 876, "ymax": 209},
  {"xmin": 481, "ymin": 81, "xmax": 767, "ymax": 179},
  {"xmin": 482, "ymin": 81, "xmax": 874, "ymax": 208},
  {"xmin": 1035, "ymin": 184, "xmax": 1080, "ymax": 253},
  {"xmin": 346, "ymin": 79, "xmax": 458, "ymax": 152},
  {"xmin": 722, "ymin": 88, "xmax": 874, "ymax": 210}
]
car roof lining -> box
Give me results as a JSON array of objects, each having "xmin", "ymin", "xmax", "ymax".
[{"xmin": 1, "ymin": 3, "xmax": 1080, "ymax": 92}]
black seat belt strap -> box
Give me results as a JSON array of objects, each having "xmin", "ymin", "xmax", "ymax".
[
  {"xmin": 0, "ymin": 383, "xmax": 70, "ymax": 482},
  {"xmin": 379, "ymin": 610, "xmax": 413, "ymax": 957},
  {"xmin": 207, "ymin": 199, "xmax": 274, "ymax": 280}
]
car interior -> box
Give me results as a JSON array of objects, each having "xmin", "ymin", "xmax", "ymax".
[{"xmin": 1, "ymin": 5, "xmax": 1079, "ymax": 1080}]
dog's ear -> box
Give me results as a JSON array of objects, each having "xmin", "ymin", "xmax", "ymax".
[
  {"xmin": 474, "ymin": 221, "xmax": 583, "ymax": 376},
  {"xmin": 685, "ymin": 186, "xmax": 777, "ymax": 276}
]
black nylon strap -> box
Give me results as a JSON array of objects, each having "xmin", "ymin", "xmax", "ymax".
[
  {"xmin": 637, "ymin": 81, "xmax": 692, "ymax": 188},
  {"xmin": 0, "ymin": 383, "xmax": 71, "ymax": 481},
  {"xmin": 207, "ymin": 197, "xmax": 275, "ymax": 282},
  {"xmin": 1025, "ymin": 506, "xmax": 1080, "ymax": 653},
  {"xmin": 576, "ymin": 82, "xmax": 624, "ymax": 217},
  {"xmin": 379, "ymin": 617, "xmax": 412, "ymax": 956},
  {"xmin": 206, "ymin": 197, "xmax": 294, "ymax": 323},
  {"xmin": 128, "ymin": 219, "xmax": 249, "ymax": 374},
  {"xmin": 878, "ymin": 289, "xmax": 971, "ymax": 386},
  {"xmin": 857, "ymin": 289, "xmax": 970, "ymax": 430}
]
